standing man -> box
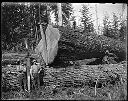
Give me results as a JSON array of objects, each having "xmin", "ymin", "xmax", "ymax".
[
  {"xmin": 36, "ymin": 52, "xmax": 46, "ymax": 86},
  {"xmin": 30, "ymin": 60, "xmax": 41, "ymax": 90},
  {"xmin": 18, "ymin": 60, "xmax": 27, "ymax": 91}
]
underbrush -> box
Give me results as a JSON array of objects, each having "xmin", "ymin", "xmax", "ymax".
[{"xmin": 2, "ymin": 81, "xmax": 127, "ymax": 100}]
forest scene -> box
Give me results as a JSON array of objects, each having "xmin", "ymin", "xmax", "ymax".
[{"xmin": 1, "ymin": 2, "xmax": 127, "ymax": 100}]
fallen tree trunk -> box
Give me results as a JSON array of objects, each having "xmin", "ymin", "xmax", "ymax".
[
  {"xmin": 2, "ymin": 61, "xmax": 127, "ymax": 92},
  {"xmin": 43, "ymin": 62, "xmax": 127, "ymax": 88},
  {"xmin": 53, "ymin": 27, "xmax": 126, "ymax": 63}
]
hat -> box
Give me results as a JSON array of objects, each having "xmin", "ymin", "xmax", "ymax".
[{"xmin": 33, "ymin": 59, "xmax": 36, "ymax": 62}]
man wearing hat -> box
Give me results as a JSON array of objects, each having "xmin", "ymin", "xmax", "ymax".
[{"xmin": 30, "ymin": 59, "xmax": 41, "ymax": 90}]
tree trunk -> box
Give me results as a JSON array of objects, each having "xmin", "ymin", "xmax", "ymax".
[
  {"xmin": 57, "ymin": 3, "xmax": 62, "ymax": 26},
  {"xmin": 47, "ymin": 5, "xmax": 51, "ymax": 24},
  {"xmin": 35, "ymin": 26, "xmax": 38, "ymax": 46},
  {"xmin": 54, "ymin": 27, "xmax": 126, "ymax": 63}
]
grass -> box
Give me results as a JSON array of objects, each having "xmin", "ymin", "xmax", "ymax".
[{"xmin": 2, "ymin": 79, "xmax": 127, "ymax": 100}]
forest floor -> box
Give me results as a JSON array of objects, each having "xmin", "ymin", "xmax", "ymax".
[{"xmin": 1, "ymin": 52, "xmax": 127, "ymax": 100}]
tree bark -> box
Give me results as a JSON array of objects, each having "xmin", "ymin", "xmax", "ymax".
[{"xmin": 43, "ymin": 62, "xmax": 127, "ymax": 88}]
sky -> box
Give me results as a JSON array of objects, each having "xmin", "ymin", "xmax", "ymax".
[
  {"xmin": 72, "ymin": 3, "xmax": 127, "ymax": 29},
  {"xmin": 51, "ymin": 3, "xmax": 127, "ymax": 33}
]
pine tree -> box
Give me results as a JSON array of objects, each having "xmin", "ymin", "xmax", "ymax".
[
  {"xmin": 62, "ymin": 3, "xmax": 73, "ymax": 26},
  {"xmin": 1, "ymin": 2, "xmax": 48, "ymax": 52},
  {"xmin": 50, "ymin": 3, "xmax": 73, "ymax": 26},
  {"xmin": 80, "ymin": 4, "xmax": 94, "ymax": 34},
  {"xmin": 103, "ymin": 13, "xmax": 111, "ymax": 37},
  {"xmin": 103, "ymin": 13, "xmax": 124, "ymax": 41},
  {"xmin": 111, "ymin": 13, "xmax": 120, "ymax": 39}
]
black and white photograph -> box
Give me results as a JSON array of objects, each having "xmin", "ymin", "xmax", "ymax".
[{"xmin": 1, "ymin": 2, "xmax": 127, "ymax": 100}]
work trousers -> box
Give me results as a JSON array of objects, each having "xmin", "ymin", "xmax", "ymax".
[
  {"xmin": 31, "ymin": 73, "xmax": 40, "ymax": 90},
  {"xmin": 18, "ymin": 72, "xmax": 27, "ymax": 91}
]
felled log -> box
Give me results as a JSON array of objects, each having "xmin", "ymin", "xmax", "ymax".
[
  {"xmin": 2, "ymin": 61, "xmax": 127, "ymax": 92},
  {"xmin": 43, "ymin": 62, "xmax": 127, "ymax": 88},
  {"xmin": 2, "ymin": 53, "xmax": 38, "ymax": 66},
  {"xmin": 53, "ymin": 27, "xmax": 126, "ymax": 63}
]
